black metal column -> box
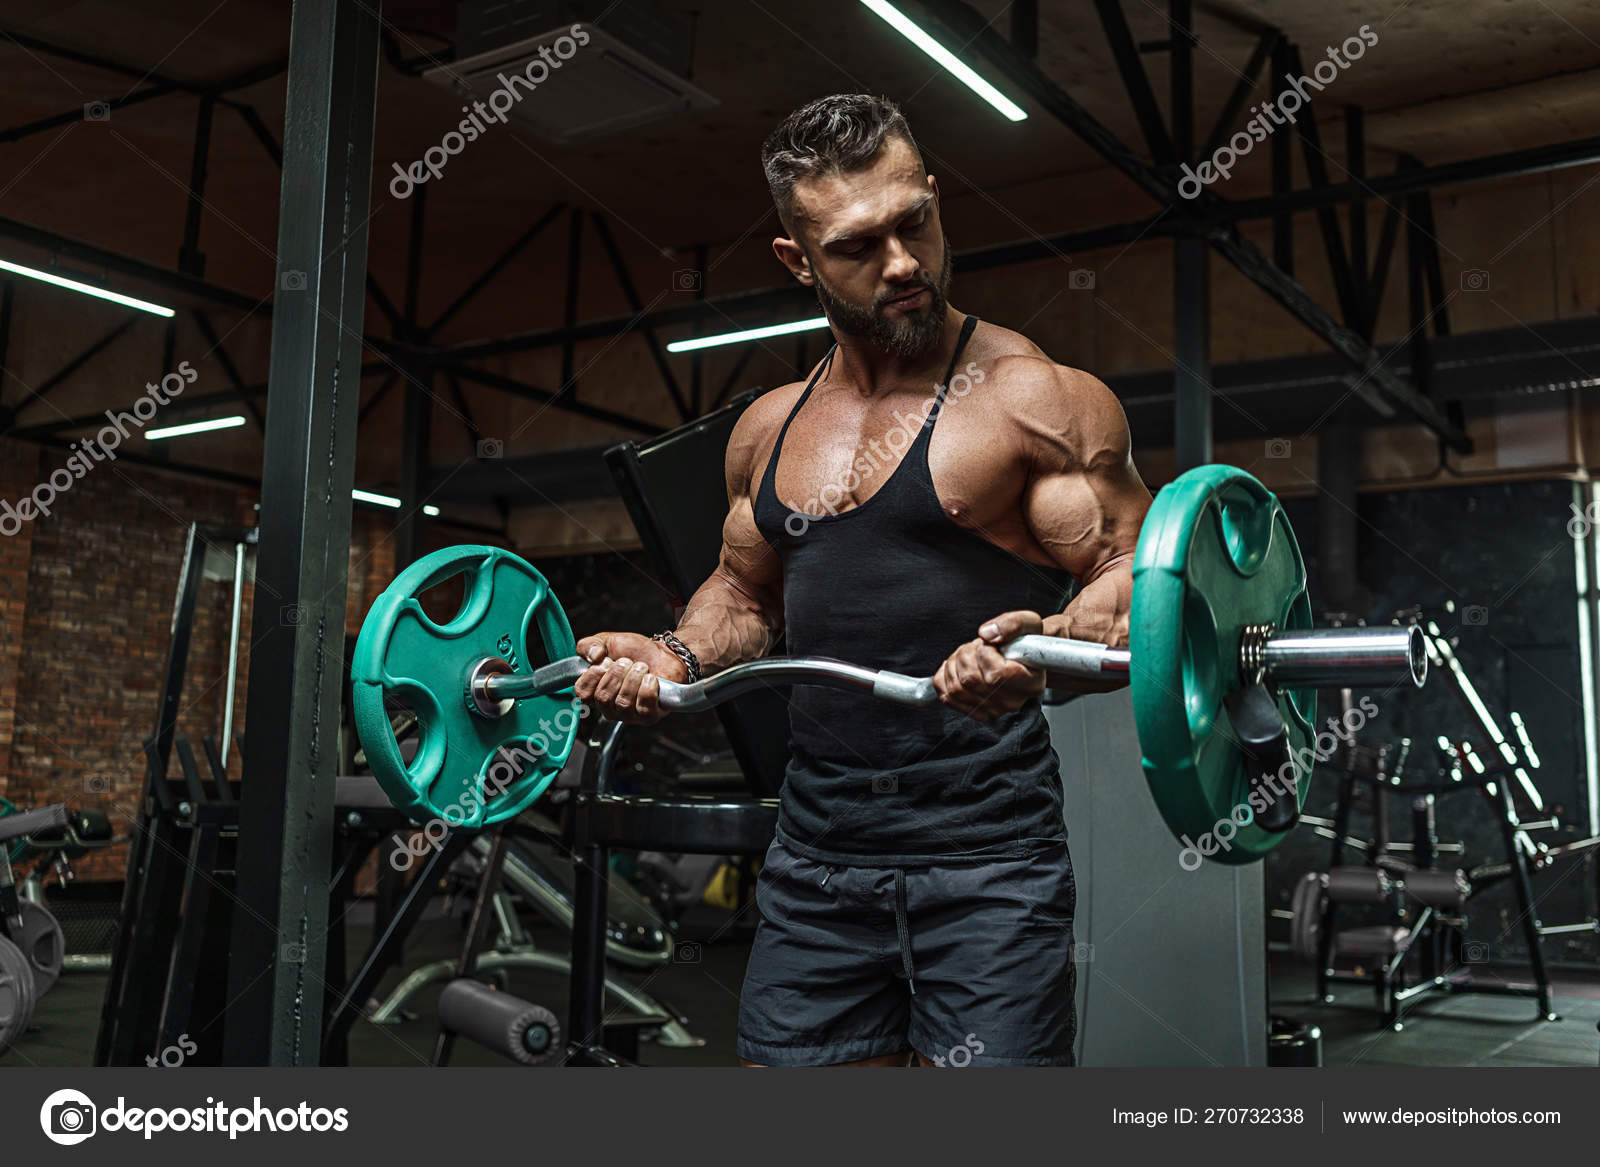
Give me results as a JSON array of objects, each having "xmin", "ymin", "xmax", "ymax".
[
  {"xmin": 1173, "ymin": 236, "xmax": 1212, "ymax": 470},
  {"xmin": 224, "ymin": 0, "xmax": 381, "ymax": 1066},
  {"xmin": 395, "ymin": 367, "xmax": 433, "ymax": 568},
  {"xmin": 1170, "ymin": 1, "xmax": 1209, "ymax": 471},
  {"xmin": 395, "ymin": 188, "xmax": 432, "ymax": 567}
]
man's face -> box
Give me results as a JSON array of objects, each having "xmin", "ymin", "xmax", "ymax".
[{"xmin": 783, "ymin": 136, "xmax": 952, "ymax": 359}]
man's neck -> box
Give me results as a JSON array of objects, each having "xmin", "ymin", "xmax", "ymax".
[{"xmin": 827, "ymin": 305, "xmax": 965, "ymax": 397}]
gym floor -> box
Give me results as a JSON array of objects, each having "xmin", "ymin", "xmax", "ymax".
[{"xmin": 13, "ymin": 908, "xmax": 1598, "ymax": 1069}]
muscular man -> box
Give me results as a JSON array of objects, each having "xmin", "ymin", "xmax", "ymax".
[{"xmin": 575, "ymin": 94, "xmax": 1151, "ymax": 1067}]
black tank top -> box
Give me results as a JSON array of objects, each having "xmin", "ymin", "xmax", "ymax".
[{"xmin": 752, "ymin": 316, "xmax": 1074, "ymax": 864}]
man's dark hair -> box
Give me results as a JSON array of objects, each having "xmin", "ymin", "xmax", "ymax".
[{"xmin": 761, "ymin": 94, "xmax": 921, "ymax": 233}]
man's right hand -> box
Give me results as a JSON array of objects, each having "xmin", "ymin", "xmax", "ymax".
[{"xmin": 573, "ymin": 632, "xmax": 691, "ymax": 724}]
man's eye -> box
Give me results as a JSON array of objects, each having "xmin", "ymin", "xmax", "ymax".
[{"xmin": 838, "ymin": 242, "xmax": 870, "ymax": 258}]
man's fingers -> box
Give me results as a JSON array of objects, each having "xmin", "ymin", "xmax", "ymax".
[
  {"xmin": 635, "ymin": 672, "xmax": 660, "ymax": 720},
  {"xmin": 978, "ymin": 610, "xmax": 1044, "ymax": 645},
  {"xmin": 934, "ymin": 660, "xmax": 974, "ymax": 710},
  {"xmin": 953, "ymin": 641, "xmax": 986, "ymax": 690},
  {"xmin": 937, "ymin": 652, "xmax": 986, "ymax": 717},
  {"xmin": 614, "ymin": 660, "xmax": 647, "ymax": 710},
  {"xmin": 576, "ymin": 633, "xmax": 610, "ymax": 663},
  {"xmin": 976, "ymin": 644, "xmax": 1014, "ymax": 688},
  {"xmin": 598, "ymin": 658, "xmax": 629, "ymax": 704}
]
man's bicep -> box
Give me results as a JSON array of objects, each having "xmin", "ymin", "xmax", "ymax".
[
  {"xmin": 1025, "ymin": 463, "xmax": 1145, "ymax": 583},
  {"xmin": 1023, "ymin": 372, "xmax": 1151, "ymax": 583},
  {"xmin": 714, "ymin": 493, "xmax": 784, "ymax": 613},
  {"xmin": 712, "ymin": 405, "xmax": 785, "ymax": 609}
]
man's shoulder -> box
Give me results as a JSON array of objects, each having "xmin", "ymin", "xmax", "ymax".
[
  {"xmin": 965, "ymin": 329, "xmax": 1115, "ymax": 419},
  {"xmin": 962, "ymin": 323, "xmax": 1130, "ymax": 457},
  {"xmin": 729, "ymin": 380, "xmax": 807, "ymax": 449},
  {"xmin": 725, "ymin": 380, "xmax": 809, "ymax": 489}
]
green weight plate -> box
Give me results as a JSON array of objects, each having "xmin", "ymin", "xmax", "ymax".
[
  {"xmin": 1130, "ymin": 465, "xmax": 1316, "ymax": 864},
  {"xmin": 351, "ymin": 545, "xmax": 578, "ymax": 827}
]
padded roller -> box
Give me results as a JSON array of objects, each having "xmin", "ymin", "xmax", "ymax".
[
  {"xmin": 1325, "ymin": 865, "xmax": 1394, "ymax": 904},
  {"xmin": 438, "ymin": 978, "xmax": 560, "ymax": 1066},
  {"xmin": 1402, "ymin": 868, "xmax": 1470, "ymax": 910}
]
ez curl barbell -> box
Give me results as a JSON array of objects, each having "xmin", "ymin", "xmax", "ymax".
[{"xmin": 351, "ymin": 465, "xmax": 1426, "ymax": 863}]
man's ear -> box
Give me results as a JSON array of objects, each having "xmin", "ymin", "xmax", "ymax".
[
  {"xmin": 772, "ymin": 236, "xmax": 813, "ymax": 286},
  {"xmin": 927, "ymin": 173, "xmax": 940, "ymax": 201}
]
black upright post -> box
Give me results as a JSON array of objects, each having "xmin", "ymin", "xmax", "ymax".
[
  {"xmin": 395, "ymin": 188, "xmax": 432, "ymax": 567},
  {"xmin": 1173, "ymin": 236, "xmax": 1212, "ymax": 472},
  {"xmin": 97, "ymin": 525, "xmax": 206, "ymax": 1064},
  {"xmin": 225, "ymin": 0, "xmax": 381, "ymax": 1066},
  {"xmin": 1170, "ymin": 0, "xmax": 1210, "ymax": 472},
  {"xmin": 1489, "ymin": 780, "xmax": 1556, "ymax": 1019},
  {"xmin": 395, "ymin": 368, "xmax": 433, "ymax": 567}
]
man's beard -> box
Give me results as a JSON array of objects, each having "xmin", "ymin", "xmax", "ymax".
[{"xmin": 812, "ymin": 237, "xmax": 953, "ymax": 359}]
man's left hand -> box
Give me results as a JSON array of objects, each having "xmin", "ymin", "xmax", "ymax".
[{"xmin": 933, "ymin": 610, "xmax": 1047, "ymax": 721}]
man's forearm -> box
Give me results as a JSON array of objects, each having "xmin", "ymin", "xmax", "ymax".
[
  {"xmin": 1040, "ymin": 559, "xmax": 1134, "ymax": 692},
  {"xmin": 671, "ymin": 571, "xmax": 781, "ymax": 676},
  {"xmin": 1045, "ymin": 556, "xmax": 1133, "ymax": 649}
]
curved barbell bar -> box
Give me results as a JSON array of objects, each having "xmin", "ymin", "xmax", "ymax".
[{"xmin": 469, "ymin": 626, "xmax": 1426, "ymax": 719}]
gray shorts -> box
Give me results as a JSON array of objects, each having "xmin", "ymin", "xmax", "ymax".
[{"xmin": 737, "ymin": 835, "xmax": 1078, "ymax": 1066}]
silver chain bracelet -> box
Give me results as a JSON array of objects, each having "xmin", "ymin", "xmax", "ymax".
[{"xmin": 651, "ymin": 630, "xmax": 701, "ymax": 683}]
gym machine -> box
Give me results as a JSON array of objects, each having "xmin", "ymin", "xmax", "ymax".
[
  {"xmin": 0, "ymin": 805, "xmax": 67, "ymax": 1058},
  {"xmin": 418, "ymin": 720, "xmax": 777, "ymax": 1066},
  {"xmin": 1287, "ymin": 620, "xmax": 1600, "ymax": 1029}
]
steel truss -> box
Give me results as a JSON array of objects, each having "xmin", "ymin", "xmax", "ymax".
[{"xmin": 9, "ymin": 3, "xmax": 1600, "ymax": 497}]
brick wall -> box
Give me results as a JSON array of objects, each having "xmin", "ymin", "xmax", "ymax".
[
  {"xmin": 0, "ymin": 438, "xmax": 40, "ymax": 787},
  {"xmin": 0, "ymin": 446, "xmax": 412, "ymax": 880}
]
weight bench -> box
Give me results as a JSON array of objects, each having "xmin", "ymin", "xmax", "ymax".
[
  {"xmin": 0, "ymin": 805, "xmax": 72, "ymax": 847},
  {"xmin": 418, "ymin": 719, "xmax": 777, "ymax": 1067}
]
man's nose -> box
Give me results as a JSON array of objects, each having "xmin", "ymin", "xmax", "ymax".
[{"xmin": 881, "ymin": 237, "xmax": 921, "ymax": 284}]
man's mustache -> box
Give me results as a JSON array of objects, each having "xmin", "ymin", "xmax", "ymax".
[{"xmin": 876, "ymin": 276, "xmax": 935, "ymax": 308}]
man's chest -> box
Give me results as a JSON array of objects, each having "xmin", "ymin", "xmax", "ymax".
[{"xmin": 763, "ymin": 391, "xmax": 1029, "ymax": 527}]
